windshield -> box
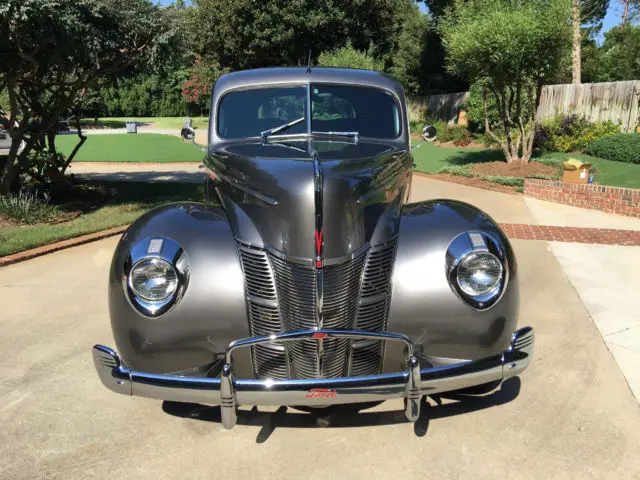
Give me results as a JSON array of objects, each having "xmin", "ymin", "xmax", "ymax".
[{"xmin": 216, "ymin": 84, "xmax": 401, "ymax": 140}]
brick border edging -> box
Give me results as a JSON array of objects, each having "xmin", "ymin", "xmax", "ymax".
[
  {"xmin": 0, "ymin": 225, "xmax": 128, "ymax": 268},
  {"xmin": 524, "ymin": 178, "xmax": 640, "ymax": 218}
]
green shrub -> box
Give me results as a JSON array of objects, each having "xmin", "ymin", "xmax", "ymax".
[
  {"xmin": 437, "ymin": 166, "xmax": 526, "ymax": 187},
  {"xmin": 0, "ymin": 190, "xmax": 61, "ymax": 224},
  {"xmin": 317, "ymin": 44, "xmax": 384, "ymax": 72},
  {"xmin": 482, "ymin": 176, "xmax": 524, "ymax": 187},
  {"xmin": 465, "ymin": 82, "xmax": 500, "ymax": 132},
  {"xmin": 535, "ymin": 114, "xmax": 620, "ymax": 153},
  {"xmin": 586, "ymin": 133, "xmax": 640, "ymax": 164},
  {"xmin": 438, "ymin": 166, "xmax": 474, "ymax": 177}
]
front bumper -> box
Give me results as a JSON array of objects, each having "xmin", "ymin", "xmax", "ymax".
[{"xmin": 93, "ymin": 326, "xmax": 534, "ymax": 429}]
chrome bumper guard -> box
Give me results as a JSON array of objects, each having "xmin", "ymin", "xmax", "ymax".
[{"xmin": 93, "ymin": 327, "xmax": 534, "ymax": 430}]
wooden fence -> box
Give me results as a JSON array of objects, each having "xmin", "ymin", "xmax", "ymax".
[
  {"xmin": 407, "ymin": 92, "xmax": 469, "ymax": 124},
  {"xmin": 410, "ymin": 80, "xmax": 640, "ymax": 132},
  {"xmin": 536, "ymin": 81, "xmax": 639, "ymax": 132}
]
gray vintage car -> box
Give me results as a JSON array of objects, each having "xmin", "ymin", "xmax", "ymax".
[{"xmin": 93, "ymin": 68, "xmax": 534, "ymax": 429}]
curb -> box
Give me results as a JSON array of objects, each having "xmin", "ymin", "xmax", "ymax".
[{"xmin": 0, "ymin": 225, "xmax": 128, "ymax": 268}]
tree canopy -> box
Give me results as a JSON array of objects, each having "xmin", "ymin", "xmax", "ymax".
[
  {"xmin": 439, "ymin": 0, "xmax": 571, "ymax": 163},
  {"xmin": 0, "ymin": 0, "xmax": 179, "ymax": 193}
]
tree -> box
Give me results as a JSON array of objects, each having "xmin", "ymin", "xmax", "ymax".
[
  {"xmin": 439, "ymin": 0, "xmax": 571, "ymax": 163},
  {"xmin": 186, "ymin": 0, "xmax": 399, "ymax": 71},
  {"xmin": 595, "ymin": 25, "xmax": 640, "ymax": 80},
  {"xmin": 181, "ymin": 57, "xmax": 227, "ymax": 115},
  {"xmin": 621, "ymin": 0, "xmax": 640, "ymax": 25},
  {"xmin": 571, "ymin": 0, "xmax": 609, "ymax": 83},
  {"xmin": 0, "ymin": 0, "xmax": 178, "ymax": 194},
  {"xmin": 317, "ymin": 44, "xmax": 385, "ymax": 71},
  {"xmin": 386, "ymin": 1, "xmax": 430, "ymax": 95}
]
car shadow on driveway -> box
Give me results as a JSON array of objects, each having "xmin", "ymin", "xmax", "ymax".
[{"xmin": 161, "ymin": 377, "xmax": 521, "ymax": 443}]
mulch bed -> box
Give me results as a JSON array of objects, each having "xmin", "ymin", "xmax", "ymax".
[
  {"xmin": 434, "ymin": 140, "xmax": 491, "ymax": 149},
  {"xmin": 420, "ymin": 173, "xmax": 521, "ymax": 194},
  {"xmin": 468, "ymin": 161, "xmax": 558, "ymax": 178},
  {"xmin": 0, "ymin": 214, "xmax": 17, "ymax": 229}
]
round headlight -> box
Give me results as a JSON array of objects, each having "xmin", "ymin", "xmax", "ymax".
[
  {"xmin": 456, "ymin": 251, "xmax": 503, "ymax": 297},
  {"xmin": 129, "ymin": 257, "xmax": 178, "ymax": 302}
]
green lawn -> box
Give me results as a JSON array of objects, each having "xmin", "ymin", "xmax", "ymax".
[
  {"xmin": 411, "ymin": 141, "xmax": 640, "ymax": 189},
  {"xmin": 536, "ymin": 152, "xmax": 640, "ymax": 189},
  {"xmin": 57, "ymin": 133, "xmax": 204, "ymax": 163},
  {"xmin": 78, "ymin": 116, "xmax": 210, "ymax": 130},
  {"xmin": 411, "ymin": 141, "xmax": 504, "ymax": 173},
  {"xmin": 0, "ymin": 181, "xmax": 204, "ymax": 257}
]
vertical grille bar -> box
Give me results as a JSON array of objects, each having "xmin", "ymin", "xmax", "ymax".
[
  {"xmin": 270, "ymin": 255, "xmax": 318, "ymax": 378},
  {"xmin": 238, "ymin": 246, "xmax": 289, "ymax": 379},
  {"xmin": 321, "ymin": 251, "xmax": 367, "ymax": 377},
  {"xmin": 350, "ymin": 241, "xmax": 397, "ymax": 376}
]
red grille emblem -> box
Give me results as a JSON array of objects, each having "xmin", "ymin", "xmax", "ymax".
[
  {"xmin": 311, "ymin": 332, "xmax": 328, "ymax": 339},
  {"xmin": 306, "ymin": 388, "xmax": 336, "ymax": 399}
]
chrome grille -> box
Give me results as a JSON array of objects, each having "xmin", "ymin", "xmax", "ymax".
[
  {"xmin": 350, "ymin": 241, "xmax": 397, "ymax": 376},
  {"xmin": 238, "ymin": 241, "xmax": 395, "ymax": 380},
  {"xmin": 270, "ymin": 255, "xmax": 318, "ymax": 378},
  {"xmin": 321, "ymin": 251, "xmax": 367, "ymax": 377},
  {"xmin": 238, "ymin": 246, "xmax": 287, "ymax": 379}
]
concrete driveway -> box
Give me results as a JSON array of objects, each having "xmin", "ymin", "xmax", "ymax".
[{"xmin": 2, "ymin": 217, "xmax": 640, "ymax": 477}]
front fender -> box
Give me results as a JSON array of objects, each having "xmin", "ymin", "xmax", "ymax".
[
  {"xmin": 388, "ymin": 200, "xmax": 519, "ymax": 362},
  {"xmin": 109, "ymin": 202, "xmax": 249, "ymax": 373}
]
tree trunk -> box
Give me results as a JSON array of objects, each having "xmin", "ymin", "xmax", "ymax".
[
  {"xmin": 61, "ymin": 117, "xmax": 87, "ymax": 175},
  {"xmin": 482, "ymin": 88, "xmax": 518, "ymax": 163},
  {"xmin": 0, "ymin": 141, "xmax": 23, "ymax": 194},
  {"xmin": 622, "ymin": 0, "xmax": 629, "ymax": 26},
  {"xmin": 572, "ymin": 0, "xmax": 582, "ymax": 84}
]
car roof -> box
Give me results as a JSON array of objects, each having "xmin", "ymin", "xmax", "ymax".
[{"xmin": 214, "ymin": 67, "xmax": 405, "ymax": 98}]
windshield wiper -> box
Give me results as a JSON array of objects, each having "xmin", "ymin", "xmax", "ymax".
[
  {"xmin": 312, "ymin": 131, "xmax": 359, "ymax": 142},
  {"xmin": 261, "ymin": 117, "xmax": 305, "ymax": 139}
]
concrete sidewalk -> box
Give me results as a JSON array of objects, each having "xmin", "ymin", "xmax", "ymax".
[
  {"xmin": 67, "ymin": 162, "xmax": 205, "ymax": 183},
  {"xmin": 524, "ymin": 195, "xmax": 640, "ymax": 401}
]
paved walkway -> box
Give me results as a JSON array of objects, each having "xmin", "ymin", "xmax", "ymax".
[
  {"xmin": 501, "ymin": 223, "xmax": 640, "ymax": 246},
  {"xmin": 65, "ymin": 125, "xmax": 209, "ymax": 145},
  {"xmin": 67, "ymin": 162, "xmax": 205, "ymax": 183}
]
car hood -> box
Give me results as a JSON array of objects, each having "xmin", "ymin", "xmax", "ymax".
[{"xmin": 206, "ymin": 139, "xmax": 412, "ymax": 261}]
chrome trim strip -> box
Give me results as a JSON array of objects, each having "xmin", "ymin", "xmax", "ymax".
[
  {"xmin": 93, "ymin": 327, "xmax": 534, "ymax": 429},
  {"xmin": 312, "ymin": 151, "xmax": 325, "ymax": 376}
]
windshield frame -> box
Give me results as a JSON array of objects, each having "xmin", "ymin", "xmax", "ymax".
[{"xmin": 215, "ymin": 81, "xmax": 403, "ymax": 142}]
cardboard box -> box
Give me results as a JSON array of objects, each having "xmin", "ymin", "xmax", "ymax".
[{"xmin": 562, "ymin": 159, "xmax": 592, "ymax": 184}]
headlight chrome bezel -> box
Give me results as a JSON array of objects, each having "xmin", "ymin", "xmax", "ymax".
[
  {"xmin": 446, "ymin": 231, "xmax": 508, "ymax": 310},
  {"xmin": 124, "ymin": 237, "xmax": 189, "ymax": 317},
  {"xmin": 128, "ymin": 257, "xmax": 179, "ymax": 302}
]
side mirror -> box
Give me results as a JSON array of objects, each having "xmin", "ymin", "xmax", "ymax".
[
  {"xmin": 422, "ymin": 125, "xmax": 437, "ymax": 142},
  {"xmin": 411, "ymin": 124, "xmax": 437, "ymax": 150},
  {"xmin": 181, "ymin": 126, "xmax": 196, "ymax": 142}
]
